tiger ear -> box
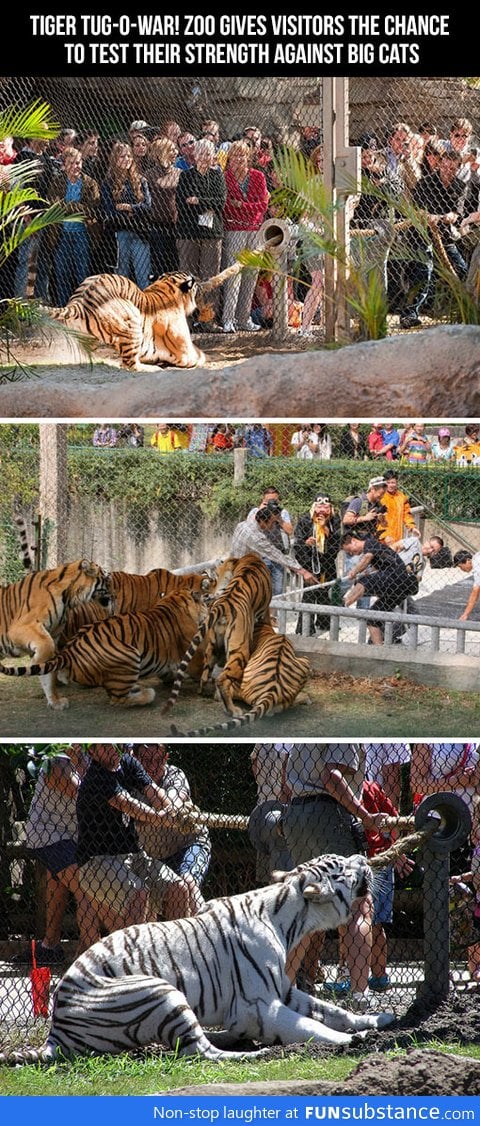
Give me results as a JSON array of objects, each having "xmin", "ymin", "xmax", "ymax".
[
  {"xmin": 80, "ymin": 560, "xmax": 97, "ymax": 577},
  {"xmin": 180, "ymin": 276, "xmax": 196, "ymax": 294}
]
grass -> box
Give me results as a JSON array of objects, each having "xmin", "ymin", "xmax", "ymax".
[
  {"xmin": 1, "ymin": 1041, "xmax": 480, "ymax": 1095},
  {"xmin": 0, "ymin": 670, "xmax": 479, "ymax": 738}
]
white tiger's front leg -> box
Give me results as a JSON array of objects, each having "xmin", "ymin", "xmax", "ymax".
[
  {"xmin": 289, "ymin": 987, "xmax": 395, "ymax": 1034},
  {"xmin": 252, "ymin": 999, "xmax": 354, "ymax": 1047}
]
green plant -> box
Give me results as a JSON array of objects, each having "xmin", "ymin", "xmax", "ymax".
[{"xmin": 0, "ymin": 100, "xmax": 94, "ymax": 382}]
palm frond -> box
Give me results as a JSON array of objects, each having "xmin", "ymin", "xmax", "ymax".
[{"xmin": 0, "ymin": 100, "xmax": 59, "ymax": 141}]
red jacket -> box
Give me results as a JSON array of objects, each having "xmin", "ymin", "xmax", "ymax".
[{"xmin": 223, "ymin": 167, "xmax": 269, "ymax": 231}]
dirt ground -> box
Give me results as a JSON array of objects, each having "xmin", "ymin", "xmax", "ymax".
[
  {"xmin": 1, "ymin": 669, "xmax": 479, "ymax": 738},
  {"xmin": 173, "ymin": 994, "xmax": 480, "ymax": 1096}
]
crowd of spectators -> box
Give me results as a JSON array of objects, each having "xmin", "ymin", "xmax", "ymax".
[
  {"xmin": 2, "ymin": 109, "xmax": 479, "ymax": 334},
  {"xmin": 87, "ymin": 421, "xmax": 480, "ymax": 465}
]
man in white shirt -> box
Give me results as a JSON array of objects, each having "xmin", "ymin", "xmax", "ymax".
[{"xmin": 231, "ymin": 504, "xmax": 314, "ymax": 585}]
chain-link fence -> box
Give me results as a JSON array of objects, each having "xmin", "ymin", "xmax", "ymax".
[
  {"xmin": 2, "ymin": 423, "xmax": 480, "ymax": 663},
  {"xmin": 1, "ymin": 75, "xmax": 479, "ymax": 339},
  {"xmin": 0, "ymin": 741, "xmax": 475, "ymax": 1049}
]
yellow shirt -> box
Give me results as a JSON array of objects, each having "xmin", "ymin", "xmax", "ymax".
[
  {"xmin": 379, "ymin": 489, "xmax": 416, "ymax": 543},
  {"xmin": 150, "ymin": 430, "xmax": 183, "ymax": 453}
]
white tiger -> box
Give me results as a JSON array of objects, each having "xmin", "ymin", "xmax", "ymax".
[{"xmin": 0, "ymin": 854, "xmax": 394, "ymax": 1064}]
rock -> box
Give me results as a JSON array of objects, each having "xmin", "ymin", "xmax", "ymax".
[{"xmin": 0, "ymin": 325, "xmax": 478, "ymax": 417}]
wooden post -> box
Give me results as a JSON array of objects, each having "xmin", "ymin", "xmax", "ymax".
[{"xmin": 39, "ymin": 424, "xmax": 68, "ymax": 566}]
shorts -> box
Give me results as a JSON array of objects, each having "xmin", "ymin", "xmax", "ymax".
[
  {"xmin": 28, "ymin": 838, "xmax": 77, "ymax": 877},
  {"xmin": 372, "ymin": 865, "xmax": 394, "ymax": 925},
  {"xmin": 78, "ymin": 850, "xmax": 182, "ymax": 912}
]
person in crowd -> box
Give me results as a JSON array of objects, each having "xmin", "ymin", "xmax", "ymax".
[
  {"xmin": 243, "ymin": 423, "xmax": 274, "ymax": 458},
  {"xmin": 350, "ymin": 133, "xmax": 388, "ymax": 229},
  {"xmin": 130, "ymin": 131, "xmax": 152, "ymax": 178},
  {"xmin": 450, "ymin": 794, "xmax": 480, "ymax": 982},
  {"xmin": 248, "ymin": 744, "xmax": 293, "ymax": 885},
  {"xmin": 101, "ymin": 142, "xmax": 152, "ymax": 289},
  {"xmin": 147, "ymin": 136, "xmax": 180, "ymax": 275},
  {"xmin": 176, "ymin": 138, "xmax": 226, "ymax": 329},
  {"xmin": 93, "ymin": 423, "xmax": 117, "ymax": 447},
  {"xmin": 429, "ymin": 426, "xmax": 457, "ymax": 462},
  {"xmin": 47, "ymin": 147, "xmax": 100, "ymax": 305},
  {"xmin": 132, "ymin": 743, "xmax": 209, "ymax": 916},
  {"xmin": 291, "ymin": 425, "xmax": 316, "ymax": 459},
  {"xmin": 338, "ymin": 423, "xmax": 368, "ymax": 460},
  {"xmin": 117, "ymin": 422, "xmax": 144, "ymax": 447},
  {"xmin": 398, "ymin": 423, "xmax": 432, "ymax": 464},
  {"xmin": 410, "ymin": 741, "xmax": 480, "ymax": 824},
  {"xmin": 150, "ymin": 423, "xmax": 187, "ymax": 453},
  {"xmin": 221, "ymin": 140, "xmax": 269, "ymax": 333},
  {"xmin": 210, "ymin": 423, "xmax": 234, "ymax": 452},
  {"xmin": 230, "ymin": 502, "xmax": 315, "ymax": 586},
  {"xmin": 364, "ymin": 742, "xmax": 411, "ymax": 810},
  {"xmin": 342, "ymin": 530, "xmax": 419, "ymax": 645},
  {"xmin": 253, "ymin": 137, "xmax": 278, "ymax": 198},
  {"xmin": 379, "ymin": 469, "xmax": 420, "ymax": 544},
  {"xmin": 76, "ymin": 744, "xmax": 194, "ymax": 933},
  {"xmin": 248, "ymin": 486, "xmax": 293, "ymax": 598},
  {"xmin": 14, "ymin": 132, "xmax": 59, "ymax": 299},
  {"xmin": 373, "ymin": 424, "xmax": 401, "ymax": 461},
  {"xmin": 175, "ymin": 133, "xmax": 197, "ymax": 172},
  {"xmin": 157, "ymin": 119, "xmax": 182, "ymax": 147},
  {"xmin": 14, "ymin": 745, "xmax": 100, "ymax": 964},
  {"xmin": 305, "ymin": 423, "xmax": 332, "ymax": 460},
  {"xmin": 453, "ymin": 550, "xmax": 480, "ymax": 620},
  {"xmin": 421, "ymin": 535, "xmax": 453, "ymax": 568},
  {"xmin": 293, "ymin": 496, "xmax": 341, "ymax": 634},
  {"xmin": 367, "ymin": 423, "xmax": 385, "ymax": 459},
  {"xmin": 341, "ymin": 476, "xmax": 389, "ymax": 538}
]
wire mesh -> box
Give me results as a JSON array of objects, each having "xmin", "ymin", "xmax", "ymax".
[
  {"xmin": 0, "ymin": 741, "xmax": 476, "ymax": 1046},
  {"xmin": 1, "ymin": 422, "xmax": 480, "ymax": 661},
  {"xmin": 1, "ymin": 76, "xmax": 479, "ymax": 337}
]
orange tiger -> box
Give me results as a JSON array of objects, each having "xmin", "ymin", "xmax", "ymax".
[
  {"xmin": 1, "ymin": 580, "xmax": 210, "ymax": 708},
  {"xmin": 0, "ymin": 560, "xmax": 112, "ymax": 709},
  {"xmin": 171, "ymin": 622, "xmax": 311, "ymax": 736},
  {"xmin": 44, "ymin": 272, "xmax": 206, "ymax": 371},
  {"xmin": 162, "ymin": 553, "xmax": 272, "ymax": 718},
  {"xmin": 59, "ymin": 566, "xmax": 218, "ymax": 644}
]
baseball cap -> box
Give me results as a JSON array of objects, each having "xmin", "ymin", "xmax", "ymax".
[
  {"xmin": 368, "ymin": 476, "xmax": 387, "ymax": 489},
  {"xmin": 129, "ymin": 119, "xmax": 150, "ymax": 132},
  {"xmin": 438, "ymin": 427, "xmax": 451, "ymax": 437}
]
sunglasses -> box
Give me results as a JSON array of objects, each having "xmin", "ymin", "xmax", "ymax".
[{"xmin": 315, "ymin": 497, "xmax": 331, "ymax": 504}]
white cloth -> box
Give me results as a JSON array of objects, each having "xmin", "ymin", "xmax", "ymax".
[
  {"xmin": 24, "ymin": 756, "xmax": 78, "ymax": 848},
  {"xmin": 277, "ymin": 742, "xmax": 361, "ymax": 797},
  {"xmin": 428, "ymin": 742, "xmax": 479, "ymax": 813},
  {"xmin": 251, "ymin": 744, "xmax": 289, "ymax": 802},
  {"xmin": 364, "ymin": 743, "xmax": 411, "ymax": 787},
  {"xmin": 472, "ymin": 552, "xmax": 480, "ymax": 587}
]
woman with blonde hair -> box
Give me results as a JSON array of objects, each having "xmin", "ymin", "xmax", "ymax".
[
  {"xmin": 101, "ymin": 141, "xmax": 152, "ymax": 288},
  {"xmin": 221, "ymin": 139, "xmax": 269, "ymax": 333},
  {"xmin": 148, "ymin": 136, "xmax": 180, "ymax": 274}
]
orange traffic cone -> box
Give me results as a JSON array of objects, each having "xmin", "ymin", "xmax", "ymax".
[{"xmin": 30, "ymin": 940, "xmax": 51, "ymax": 1018}]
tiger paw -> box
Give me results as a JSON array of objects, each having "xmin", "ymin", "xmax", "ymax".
[{"xmin": 49, "ymin": 696, "xmax": 69, "ymax": 710}]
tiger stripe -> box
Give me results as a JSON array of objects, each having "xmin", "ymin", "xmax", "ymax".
[{"xmin": 0, "ymin": 854, "xmax": 395, "ymax": 1066}]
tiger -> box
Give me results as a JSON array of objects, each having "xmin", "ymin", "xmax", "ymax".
[
  {"xmin": 0, "ymin": 559, "xmax": 112, "ymax": 710},
  {"xmin": 0, "ymin": 579, "xmax": 211, "ymax": 708},
  {"xmin": 171, "ymin": 622, "xmax": 312, "ymax": 737},
  {"xmin": 161, "ymin": 553, "xmax": 273, "ymax": 718},
  {"xmin": 43, "ymin": 271, "xmax": 206, "ymax": 371},
  {"xmin": 58, "ymin": 566, "xmax": 218, "ymax": 645},
  {"xmin": 0, "ymin": 853, "xmax": 395, "ymax": 1065}
]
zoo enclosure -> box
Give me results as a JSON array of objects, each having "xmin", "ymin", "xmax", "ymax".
[
  {"xmin": 2, "ymin": 423, "xmax": 480, "ymax": 658},
  {"xmin": 1, "ymin": 75, "xmax": 479, "ymax": 336},
  {"xmin": 0, "ymin": 742, "xmax": 475, "ymax": 1039}
]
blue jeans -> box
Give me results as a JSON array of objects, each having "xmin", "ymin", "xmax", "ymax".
[
  {"xmin": 55, "ymin": 226, "xmax": 90, "ymax": 306},
  {"xmin": 116, "ymin": 230, "xmax": 151, "ymax": 289},
  {"xmin": 265, "ymin": 560, "xmax": 285, "ymax": 597}
]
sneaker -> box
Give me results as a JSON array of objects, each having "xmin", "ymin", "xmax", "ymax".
[
  {"xmin": 323, "ymin": 966, "xmax": 351, "ymax": 993},
  {"xmin": 11, "ymin": 941, "xmax": 65, "ymax": 966},
  {"xmin": 241, "ymin": 318, "xmax": 261, "ymax": 332},
  {"xmin": 368, "ymin": 973, "xmax": 391, "ymax": 991},
  {"xmin": 222, "ymin": 321, "xmax": 236, "ymax": 334}
]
